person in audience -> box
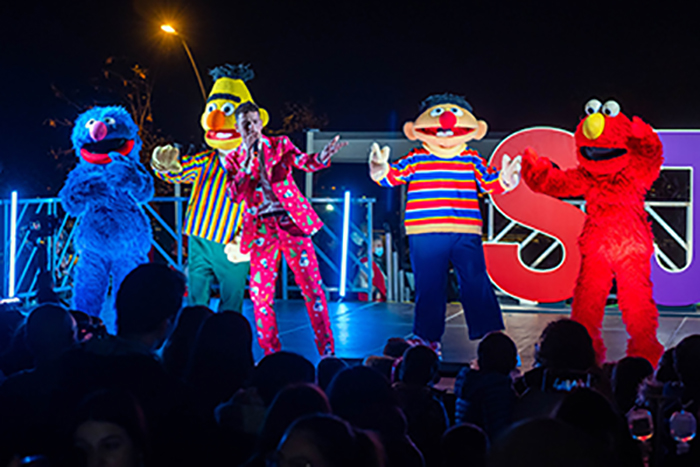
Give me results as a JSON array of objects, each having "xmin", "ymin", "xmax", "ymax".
[
  {"xmin": 25, "ymin": 304, "xmax": 78, "ymax": 368},
  {"xmin": 245, "ymin": 383, "xmax": 331, "ymax": 467},
  {"xmin": 394, "ymin": 345, "xmax": 449, "ymax": 466},
  {"xmin": 327, "ymin": 365, "xmax": 424, "ymax": 467},
  {"xmin": 612, "ymin": 356, "xmax": 653, "ymax": 415},
  {"xmin": 70, "ymin": 310, "xmax": 109, "ymax": 343},
  {"xmin": 671, "ymin": 335, "xmax": 700, "ymax": 402},
  {"xmin": 555, "ymin": 388, "xmax": 643, "ymax": 467},
  {"xmin": 440, "ymin": 423, "xmax": 488, "ymax": 467},
  {"xmin": 112, "ymin": 263, "xmax": 186, "ymax": 355},
  {"xmin": 384, "ymin": 337, "xmax": 412, "ymax": 358},
  {"xmin": 487, "ymin": 418, "xmax": 612, "ymax": 467},
  {"xmin": 0, "ymin": 320, "xmax": 33, "ymax": 378},
  {"xmin": 364, "ymin": 355, "xmax": 396, "ymax": 382},
  {"xmin": 0, "ymin": 309, "xmax": 23, "ymax": 356},
  {"xmin": 273, "ymin": 413, "xmax": 385, "ymax": 467},
  {"xmin": 513, "ymin": 319, "xmax": 608, "ymax": 421},
  {"xmin": 455, "ymin": 331, "xmax": 517, "ymax": 440},
  {"xmin": 655, "ymin": 347, "xmax": 679, "ymax": 384},
  {"xmin": 185, "ymin": 311, "xmax": 254, "ymax": 419},
  {"xmin": 71, "ymin": 389, "xmax": 150, "ymax": 467},
  {"xmin": 317, "ymin": 357, "xmax": 348, "ymax": 392},
  {"xmin": 651, "ymin": 335, "xmax": 700, "ymax": 466},
  {"xmin": 0, "ymin": 304, "xmax": 79, "ymax": 463},
  {"xmin": 160, "ymin": 305, "xmax": 213, "ymax": 379},
  {"xmin": 215, "ymin": 351, "xmax": 315, "ymax": 434},
  {"xmin": 51, "ymin": 265, "xmax": 196, "ymax": 466}
]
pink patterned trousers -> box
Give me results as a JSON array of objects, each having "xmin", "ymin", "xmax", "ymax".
[{"xmin": 248, "ymin": 215, "xmax": 334, "ymax": 356}]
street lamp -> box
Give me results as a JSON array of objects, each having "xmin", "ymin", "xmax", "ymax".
[{"xmin": 161, "ymin": 24, "xmax": 207, "ymax": 101}]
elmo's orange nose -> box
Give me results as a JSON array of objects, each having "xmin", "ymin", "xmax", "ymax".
[
  {"xmin": 439, "ymin": 111, "xmax": 457, "ymax": 129},
  {"xmin": 206, "ymin": 109, "xmax": 226, "ymax": 130}
]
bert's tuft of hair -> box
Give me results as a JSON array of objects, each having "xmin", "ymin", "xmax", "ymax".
[{"xmin": 209, "ymin": 63, "xmax": 255, "ymax": 82}]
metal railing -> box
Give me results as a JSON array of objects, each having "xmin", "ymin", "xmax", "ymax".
[
  {"xmin": 1, "ymin": 195, "xmax": 375, "ymax": 304},
  {"xmin": 484, "ymin": 194, "xmax": 691, "ymax": 276}
]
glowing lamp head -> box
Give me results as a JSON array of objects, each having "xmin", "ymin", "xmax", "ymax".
[{"xmin": 161, "ymin": 24, "xmax": 177, "ymax": 34}]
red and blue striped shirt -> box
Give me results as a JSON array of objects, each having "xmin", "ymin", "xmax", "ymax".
[{"xmin": 377, "ymin": 147, "xmax": 504, "ymax": 235}]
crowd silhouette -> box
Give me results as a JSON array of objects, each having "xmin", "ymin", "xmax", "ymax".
[{"xmin": 0, "ymin": 262, "xmax": 698, "ymax": 466}]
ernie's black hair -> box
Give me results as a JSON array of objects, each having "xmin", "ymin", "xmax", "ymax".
[
  {"xmin": 209, "ymin": 63, "xmax": 255, "ymax": 82},
  {"xmin": 420, "ymin": 93, "xmax": 473, "ymax": 113}
]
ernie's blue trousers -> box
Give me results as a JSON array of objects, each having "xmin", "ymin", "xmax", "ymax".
[{"xmin": 409, "ymin": 232, "xmax": 504, "ymax": 343}]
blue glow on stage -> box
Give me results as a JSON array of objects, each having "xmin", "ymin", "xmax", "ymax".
[
  {"xmin": 9, "ymin": 191, "xmax": 17, "ymax": 298},
  {"xmin": 339, "ymin": 191, "xmax": 351, "ymax": 297}
]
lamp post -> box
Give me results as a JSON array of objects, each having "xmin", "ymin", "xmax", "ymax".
[{"xmin": 161, "ymin": 24, "xmax": 207, "ymax": 101}]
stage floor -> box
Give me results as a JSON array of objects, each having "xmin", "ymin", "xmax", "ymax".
[{"xmin": 239, "ymin": 300, "xmax": 700, "ymax": 370}]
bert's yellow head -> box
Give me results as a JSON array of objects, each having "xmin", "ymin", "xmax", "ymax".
[{"xmin": 201, "ymin": 64, "xmax": 269, "ymax": 151}]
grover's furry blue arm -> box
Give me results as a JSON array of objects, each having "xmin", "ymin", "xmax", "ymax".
[
  {"xmin": 106, "ymin": 154, "xmax": 155, "ymax": 203},
  {"xmin": 59, "ymin": 164, "xmax": 113, "ymax": 217}
]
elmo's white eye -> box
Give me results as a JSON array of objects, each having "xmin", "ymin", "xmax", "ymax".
[
  {"xmin": 584, "ymin": 99, "xmax": 602, "ymax": 115},
  {"xmin": 430, "ymin": 107, "xmax": 445, "ymax": 117},
  {"xmin": 221, "ymin": 102, "xmax": 235, "ymax": 116},
  {"xmin": 602, "ymin": 100, "xmax": 621, "ymax": 117},
  {"xmin": 450, "ymin": 107, "xmax": 464, "ymax": 117},
  {"xmin": 206, "ymin": 103, "xmax": 217, "ymax": 113},
  {"xmin": 104, "ymin": 117, "xmax": 116, "ymax": 125},
  {"xmin": 85, "ymin": 119, "xmax": 96, "ymax": 129}
]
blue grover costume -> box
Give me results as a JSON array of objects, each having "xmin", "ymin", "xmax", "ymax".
[{"xmin": 59, "ymin": 106, "xmax": 154, "ymax": 317}]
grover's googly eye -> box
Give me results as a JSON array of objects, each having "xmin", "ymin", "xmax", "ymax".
[
  {"xmin": 221, "ymin": 102, "xmax": 235, "ymax": 116},
  {"xmin": 584, "ymin": 99, "xmax": 602, "ymax": 115},
  {"xmin": 206, "ymin": 103, "xmax": 217, "ymax": 113},
  {"xmin": 85, "ymin": 119, "xmax": 96, "ymax": 129},
  {"xmin": 430, "ymin": 107, "xmax": 445, "ymax": 117},
  {"xmin": 602, "ymin": 100, "xmax": 621, "ymax": 117},
  {"xmin": 450, "ymin": 107, "xmax": 464, "ymax": 117},
  {"xmin": 104, "ymin": 117, "xmax": 116, "ymax": 125}
]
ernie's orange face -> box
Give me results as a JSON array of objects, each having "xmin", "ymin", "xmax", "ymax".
[
  {"xmin": 574, "ymin": 99, "xmax": 633, "ymax": 175},
  {"xmin": 403, "ymin": 102, "xmax": 487, "ymax": 157}
]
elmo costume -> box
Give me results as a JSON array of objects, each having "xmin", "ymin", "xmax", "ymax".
[{"xmin": 522, "ymin": 99, "xmax": 664, "ymax": 366}]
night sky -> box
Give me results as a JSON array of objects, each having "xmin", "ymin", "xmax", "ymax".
[{"xmin": 1, "ymin": 0, "xmax": 699, "ymax": 197}]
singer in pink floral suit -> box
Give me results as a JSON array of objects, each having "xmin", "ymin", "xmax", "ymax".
[{"xmin": 225, "ymin": 102, "xmax": 347, "ymax": 356}]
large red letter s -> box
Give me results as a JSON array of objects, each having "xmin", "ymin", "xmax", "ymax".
[{"xmin": 485, "ymin": 128, "xmax": 585, "ymax": 302}]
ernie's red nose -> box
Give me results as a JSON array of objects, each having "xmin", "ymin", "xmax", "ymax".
[{"xmin": 439, "ymin": 111, "xmax": 457, "ymax": 129}]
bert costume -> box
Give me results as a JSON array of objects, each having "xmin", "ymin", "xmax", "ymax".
[{"xmin": 151, "ymin": 64, "xmax": 268, "ymax": 312}]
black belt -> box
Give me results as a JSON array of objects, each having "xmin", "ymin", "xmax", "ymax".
[{"xmin": 259, "ymin": 211, "xmax": 286, "ymax": 219}]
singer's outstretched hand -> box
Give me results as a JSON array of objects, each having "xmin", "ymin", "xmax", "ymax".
[{"xmin": 319, "ymin": 135, "xmax": 348, "ymax": 164}]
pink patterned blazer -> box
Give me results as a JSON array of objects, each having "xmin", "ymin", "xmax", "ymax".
[{"xmin": 225, "ymin": 135, "xmax": 329, "ymax": 254}]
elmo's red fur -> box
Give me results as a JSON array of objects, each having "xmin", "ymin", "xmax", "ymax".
[{"xmin": 522, "ymin": 104, "xmax": 664, "ymax": 366}]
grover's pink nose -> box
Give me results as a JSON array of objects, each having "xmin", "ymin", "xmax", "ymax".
[{"xmin": 89, "ymin": 121, "xmax": 108, "ymax": 141}]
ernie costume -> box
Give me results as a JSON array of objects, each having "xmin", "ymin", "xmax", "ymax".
[
  {"xmin": 370, "ymin": 94, "xmax": 521, "ymax": 351},
  {"xmin": 522, "ymin": 99, "xmax": 665, "ymax": 366},
  {"xmin": 225, "ymin": 117, "xmax": 345, "ymax": 356}
]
